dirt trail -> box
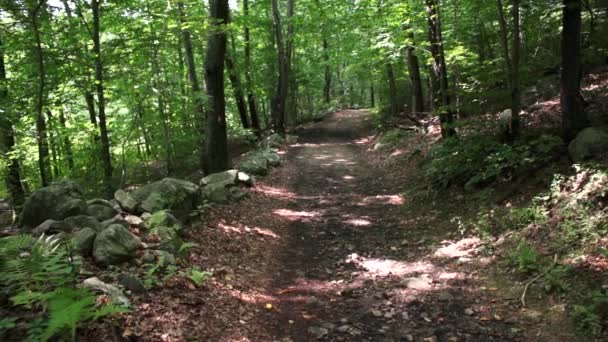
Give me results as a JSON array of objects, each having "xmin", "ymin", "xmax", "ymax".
[{"xmin": 125, "ymin": 110, "xmax": 569, "ymax": 341}]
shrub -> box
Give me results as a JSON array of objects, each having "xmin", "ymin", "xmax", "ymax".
[{"xmin": 423, "ymin": 134, "xmax": 563, "ymax": 189}]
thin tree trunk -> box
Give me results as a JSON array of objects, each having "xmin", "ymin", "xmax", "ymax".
[
  {"xmin": 406, "ymin": 29, "xmax": 424, "ymax": 113},
  {"xmin": 510, "ymin": 0, "xmax": 521, "ymax": 137},
  {"xmin": 386, "ymin": 63, "xmax": 398, "ymax": 115},
  {"xmin": 497, "ymin": 0, "xmax": 512, "ymax": 88},
  {"xmin": 178, "ymin": 1, "xmax": 206, "ymax": 143},
  {"xmin": 0, "ymin": 38, "xmax": 25, "ymax": 206},
  {"xmin": 225, "ymin": 37, "xmax": 250, "ymax": 129},
  {"xmin": 31, "ymin": 0, "xmax": 51, "ymax": 186},
  {"xmin": 57, "ymin": 109, "xmax": 74, "ymax": 171},
  {"xmin": 46, "ymin": 110, "xmax": 60, "ymax": 178},
  {"xmin": 92, "ymin": 0, "xmax": 113, "ymax": 196},
  {"xmin": 323, "ymin": 38, "xmax": 331, "ymax": 104},
  {"xmin": 561, "ymin": 0, "xmax": 589, "ymax": 141},
  {"xmin": 271, "ymin": 0, "xmax": 288, "ymax": 135},
  {"xmin": 425, "ymin": 0, "xmax": 455, "ymax": 137},
  {"xmin": 243, "ymin": 0, "xmax": 260, "ymax": 135},
  {"xmin": 203, "ymin": 0, "xmax": 230, "ymax": 173},
  {"xmin": 370, "ymin": 84, "xmax": 375, "ymax": 107}
]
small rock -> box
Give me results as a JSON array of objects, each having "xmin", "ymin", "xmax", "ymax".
[
  {"xmin": 308, "ymin": 326, "xmax": 329, "ymax": 340},
  {"xmin": 464, "ymin": 308, "xmax": 475, "ymax": 316},
  {"xmin": 101, "ymin": 215, "xmax": 130, "ymax": 230},
  {"xmin": 125, "ymin": 215, "xmax": 146, "ymax": 229},
  {"xmin": 371, "ymin": 309, "xmax": 383, "ymax": 317},
  {"xmin": 337, "ymin": 325, "xmax": 351, "ymax": 333},
  {"xmin": 118, "ymin": 274, "xmax": 146, "ymax": 294},
  {"xmin": 82, "ymin": 277, "xmax": 129, "ymax": 306},
  {"xmin": 400, "ymin": 274, "xmax": 432, "ymax": 290},
  {"xmin": 423, "ymin": 336, "xmax": 438, "ymax": 342},
  {"xmin": 437, "ymin": 292, "xmax": 454, "ymax": 302},
  {"xmin": 87, "ymin": 199, "xmax": 119, "ymax": 221},
  {"xmin": 64, "ymin": 215, "xmax": 103, "ymax": 232},
  {"xmin": 237, "ymin": 172, "xmax": 254, "ymax": 186},
  {"xmin": 93, "ymin": 224, "xmax": 142, "ymax": 266}
]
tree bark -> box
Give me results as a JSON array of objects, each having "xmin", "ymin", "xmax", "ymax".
[
  {"xmin": 178, "ymin": 1, "xmax": 206, "ymax": 139},
  {"xmin": 510, "ymin": 0, "xmax": 521, "ymax": 137},
  {"xmin": 425, "ymin": 0, "xmax": 455, "ymax": 137},
  {"xmin": 225, "ymin": 37, "xmax": 250, "ymax": 129},
  {"xmin": 561, "ymin": 0, "xmax": 589, "ymax": 141},
  {"xmin": 92, "ymin": 0, "xmax": 113, "ymax": 196},
  {"xmin": 203, "ymin": 0, "xmax": 230, "ymax": 173},
  {"xmin": 323, "ymin": 38, "xmax": 331, "ymax": 104},
  {"xmin": 370, "ymin": 84, "xmax": 375, "ymax": 108},
  {"xmin": 31, "ymin": 0, "xmax": 51, "ymax": 186},
  {"xmin": 405, "ymin": 29, "xmax": 424, "ymax": 113},
  {"xmin": 0, "ymin": 39, "xmax": 25, "ymax": 206},
  {"xmin": 271, "ymin": 0, "xmax": 287, "ymax": 135},
  {"xmin": 243, "ymin": 0, "xmax": 261, "ymax": 135},
  {"xmin": 386, "ymin": 63, "xmax": 398, "ymax": 115},
  {"xmin": 497, "ymin": 0, "xmax": 512, "ymax": 88}
]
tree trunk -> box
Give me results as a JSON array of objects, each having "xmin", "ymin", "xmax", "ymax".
[
  {"xmin": 225, "ymin": 38, "xmax": 250, "ymax": 129},
  {"xmin": 405, "ymin": 30, "xmax": 424, "ymax": 113},
  {"xmin": 561, "ymin": 0, "xmax": 589, "ymax": 141},
  {"xmin": 386, "ymin": 63, "xmax": 398, "ymax": 115},
  {"xmin": 370, "ymin": 84, "xmax": 375, "ymax": 107},
  {"xmin": 58, "ymin": 110, "xmax": 74, "ymax": 171},
  {"xmin": 497, "ymin": 0, "xmax": 512, "ymax": 88},
  {"xmin": 271, "ymin": 0, "xmax": 287, "ymax": 135},
  {"xmin": 510, "ymin": 0, "xmax": 521, "ymax": 137},
  {"xmin": 178, "ymin": 1, "xmax": 206, "ymax": 142},
  {"xmin": 243, "ymin": 0, "xmax": 261, "ymax": 135},
  {"xmin": 31, "ymin": 0, "xmax": 51, "ymax": 186},
  {"xmin": 323, "ymin": 38, "xmax": 331, "ymax": 104},
  {"xmin": 0, "ymin": 39, "xmax": 25, "ymax": 206},
  {"xmin": 203, "ymin": 0, "xmax": 230, "ymax": 173},
  {"xmin": 425, "ymin": 0, "xmax": 455, "ymax": 137},
  {"xmin": 92, "ymin": 0, "xmax": 113, "ymax": 196},
  {"xmin": 46, "ymin": 110, "xmax": 60, "ymax": 178}
]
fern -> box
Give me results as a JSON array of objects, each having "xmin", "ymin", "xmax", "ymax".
[{"xmin": 40, "ymin": 287, "xmax": 125, "ymax": 342}]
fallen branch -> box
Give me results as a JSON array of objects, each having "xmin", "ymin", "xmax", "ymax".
[{"xmin": 521, "ymin": 254, "xmax": 558, "ymax": 307}]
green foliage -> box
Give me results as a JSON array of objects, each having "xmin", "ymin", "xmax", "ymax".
[
  {"xmin": 510, "ymin": 241, "xmax": 541, "ymax": 274},
  {"xmin": 423, "ymin": 134, "xmax": 563, "ymax": 189},
  {"xmin": 475, "ymin": 206, "xmax": 546, "ymax": 238},
  {"xmin": 186, "ymin": 267, "xmax": 212, "ymax": 287},
  {"xmin": 572, "ymin": 290, "xmax": 608, "ymax": 336},
  {"xmin": 376, "ymin": 129, "xmax": 411, "ymax": 149},
  {"xmin": 178, "ymin": 241, "xmax": 199, "ymax": 256},
  {"xmin": 0, "ymin": 235, "xmax": 126, "ymax": 340}
]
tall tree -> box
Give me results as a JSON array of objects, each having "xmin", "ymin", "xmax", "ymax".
[
  {"xmin": 203, "ymin": 0, "xmax": 230, "ymax": 173},
  {"xmin": 561, "ymin": 0, "xmax": 589, "ymax": 140},
  {"xmin": 91, "ymin": 0, "xmax": 113, "ymax": 196},
  {"xmin": 405, "ymin": 26, "xmax": 424, "ymax": 113},
  {"xmin": 425, "ymin": 0, "xmax": 455, "ymax": 137},
  {"xmin": 0, "ymin": 39, "xmax": 25, "ymax": 206},
  {"xmin": 225, "ymin": 38, "xmax": 250, "ymax": 129},
  {"xmin": 30, "ymin": 0, "xmax": 51, "ymax": 186},
  {"xmin": 243, "ymin": 0, "xmax": 261, "ymax": 136},
  {"xmin": 271, "ymin": 0, "xmax": 288, "ymax": 135},
  {"xmin": 510, "ymin": 0, "xmax": 521, "ymax": 137}
]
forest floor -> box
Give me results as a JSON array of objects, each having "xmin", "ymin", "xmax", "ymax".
[{"xmin": 115, "ymin": 109, "xmax": 581, "ymax": 342}]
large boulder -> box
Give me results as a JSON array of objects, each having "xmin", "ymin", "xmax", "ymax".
[
  {"xmin": 200, "ymin": 170, "xmax": 238, "ymax": 187},
  {"xmin": 239, "ymin": 157, "xmax": 269, "ymax": 176},
  {"xmin": 261, "ymin": 133, "xmax": 285, "ymax": 149},
  {"xmin": 64, "ymin": 215, "xmax": 103, "ymax": 232},
  {"xmin": 73, "ymin": 227, "xmax": 97, "ymax": 256},
  {"xmin": 21, "ymin": 181, "xmax": 87, "ymax": 230},
  {"xmin": 93, "ymin": 224, "xmax": 141, "ymax": 266},
  {"xmin": 146, "ymin": 211, "xmax": 183, "ymax": 252},
  {"xmin": 568, "ymin": 127, "xmax": 608, "ymax": 162},
  {"xmin": 130, "ymin": 178, "xmax": 200, "ymax": 215},
  {"xmin": 256, "ymin": 149, "xmax": 281, "ymax": 167},
  {"xmin": 114, "ymin": 189, "xmax": 139, "ymax": 214},
  {"xmin": 32, "ymin": 219, "xmax": 72, "ymax": 236},
  {"xmin": 86, "ymin": 199, "xmax": 119, "ymax": 222}
]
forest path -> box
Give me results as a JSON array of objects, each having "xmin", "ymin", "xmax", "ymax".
[
  {"xmin": 245, "ymin": 110, "xmax": 524, "ymax": 341},
  {"xmin": 125, "ymin": 110, "xmax": 554, "ymax": 341}
]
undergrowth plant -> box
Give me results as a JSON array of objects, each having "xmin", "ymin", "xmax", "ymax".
[
  {"xmin": 0, "ymin": 234, "xmax": 126, "ymax": 341},
  {"xmin": 423, "ymin": 134, "xmax": 562, "ymax": 190}
]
